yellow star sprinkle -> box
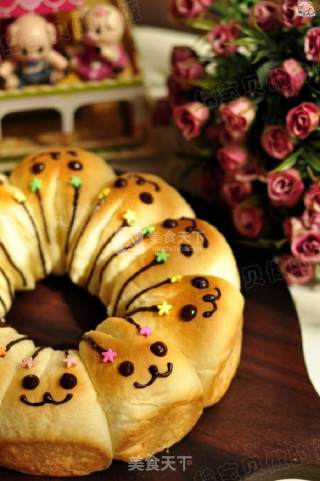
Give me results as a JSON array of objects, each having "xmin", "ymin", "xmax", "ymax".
[
  {"xmin": 13, "ymin": 192, "xmax": 27, "ymax": 204},
  {"xmin": 123, "ymin": 209, "xmax": 137, "ymax": 226},
  {"xmin": 157, "ymin": 301, "xmax": 173, "ymax": 316},
  {"xmin": 170, "ymin": 275, "xmax": 183, "ymax": 283},
  {"xmin": 98, "ymin": 188, "xmax": 111, "ymax": 200},
  {"xmin": 0, "ymin": 346, "xmax": 6, "ymax": 358}
]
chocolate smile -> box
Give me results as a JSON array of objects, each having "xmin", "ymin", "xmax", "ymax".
[
  {"xmin": 20, "ymin": 392, "xmax": 73, "ymax": 407},
  {"xmin": 134, "ymin": 363, "xmax": 173, "ymax": 389}
]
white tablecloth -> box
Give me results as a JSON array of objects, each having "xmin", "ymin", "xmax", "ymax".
[{"xmin": 134, "ymin": 26, "xmax": 320, "ymax": 481}]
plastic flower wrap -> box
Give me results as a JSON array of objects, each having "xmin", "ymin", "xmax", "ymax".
[{"xmin": 168, "ymin": 0, "xmax": 320, "ymax": 285}]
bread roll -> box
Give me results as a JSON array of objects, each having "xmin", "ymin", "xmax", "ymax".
[
  {"xmin": 80, "ymin": 317, "xmax": 203, "ymax": 461},
  {"xmin": 0, "ymin": 347, "xmax": 113, "ymax": 476}
]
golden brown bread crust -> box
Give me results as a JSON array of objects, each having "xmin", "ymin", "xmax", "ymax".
[{"xmin": 0, "ymin": 148, "xmax": 244, "ymax": 476}]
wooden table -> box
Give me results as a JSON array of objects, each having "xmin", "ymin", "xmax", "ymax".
[{"xmin": 1, "ymin": 198, "xmax": 320, "ymax": 481}]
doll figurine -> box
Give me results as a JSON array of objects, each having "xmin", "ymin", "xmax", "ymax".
[
  {"xmin": 72, "ymin": 4, "xmax": 129, "ymax": 81},
  {"xmin": 0, "ymin": 14, "xmax": 68, "ymax": 90}
]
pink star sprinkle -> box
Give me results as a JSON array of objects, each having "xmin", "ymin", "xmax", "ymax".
[
  {"xmin": 21, "ymin": 357, "xmax": 34, "ymax": 369},
  {"xmin": 139, "ymin": 326, "xmax": 152, "ymax": 337},
  {"xmin": 102, "ymin": 349, "xmax": 117, "ymax": 363},
  {"xmin": 63, "ymin": 355, "xmax": 78, "ymax": 368}
]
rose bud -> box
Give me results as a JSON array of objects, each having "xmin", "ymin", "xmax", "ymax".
[
  {"xmin": 302, "ymin": 209, "xmax": 320, "ymax": 230},
  {"xmin": 304, "ymin": 182, "xmax": 320, "ymax": 213},
  {"xmin": 283, "ymin": 216, "xmax": 305, "ymax": 240},
  {"xmin": 305, "ymin": 27, "xmax": 320, "ymax": 63},
  {"xmin": 277, "ymin": 255, "xmax": 315, "ymax": 285},
  {"xmin": 268, "ymin": 59, "xmax": 306, "ymax": 98},
  {"xmin": 267, "ymin": 169, "xmax": 304, "ymax": 208},
  {"xmin": 171, "ymin": 47, "xmax": 198, "ymax": 65},
  {"xmin": 207, "ymin": 23, "xmax": 239, "ymax": 57},
  {"xmin": 172, "ymin": 51, "xmax": 204, "ymax": 81},
  {"xmin": 217, "ymin": 144, "xmax": 248, "ymax": 174},
  {"xmin": 261, "ymin": 125, "xmax": 294, "ymax": 160},
  {"xmin": 173, "ymin": 102, "xmax": 209, "ymax": 140},
  {"xmin": 291, "ymin": 229, "xmax": 320, "ymax": 263},
  {"xmin": 282, "ymin": 0, "xmax": 310, "ymax": 28},
  {"xmin": 171, "ymin": 0, "xmax": 210, "ymax": 19},
  {"xmin": 222, "ymin": 180, "xmax": 252, "ymax": 207},
  {"xmin": 249, "ymin": 1, "xmax": 281, "ymax": 31},
  {"xmin": 232, "ymin": 205, "xmax": 265, "ymax": 239},
  {"xmin": 219, "ymin": 97, "xmax": 256, "ymax": 141},
  {"xmin": 286, "ymin": 102, "xmax": 320, "ymax": 139}
]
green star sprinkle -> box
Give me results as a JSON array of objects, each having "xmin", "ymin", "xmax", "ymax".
[
  {"xmin": 156, "ymin": 250, "xmax": 169, "ymax": 263},
  {"xmin": 29, "ymin": 178, "xmax": 42, "ymax": 193},
  {"xmin": 142, "ymin": 226, "xmax": 156, "ymax": 237},
  {"xmin": 70, "ymin": 176, "xmax": 82, "ymax": 189}
]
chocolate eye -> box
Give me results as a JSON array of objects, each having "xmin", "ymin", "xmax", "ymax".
[
  {"xmin": 150, "ymin": 342, "xmax": 167, "ymax": 357},
  {"xmin": 31, "ymin": 162, "xmax": 45, "ymax": 174},
  {"xmin": 22, "ymin": 375, "xmax": 40, "ymax": 390},
  {"xmin": 140, "ymin": 192, "xmax": 154, "ymax": 204},
  {"xmin": 180, "ymin": 304, "xmax": 197, "ymax": 322},
  {"xmin": 192, "ymin": 277, "xmax": 209, "ymax": 289},
  {"xmin": 22, "ymin": 48, "xmax": 28, "ymax": 55},
  {"xmin": 96, "ymin": 27, "xmax": 102, "ymax": 34},
  {"xmin": 114, "ymin": 178, "xmax": 128, "ymax": 188},
  {"xmin": 180, "ymin": 243, "xmax": 194, "ymax": 257},
  {"xmin": 38, "ymin": 46, "xmax": 44, "ymax": 53},
  {"xmin": 60, "ymin": 373, "xmax": 78, "ymax": 390},
  {"xmin": 118, "ymin": 361, "xmax": 135, "ymax": 377},
  {"xmin": 162, "ymin": 219, "xmax": 177, "ymax": 228},
  {"xmin": 68, "ymin": 161, "xmax": 83, "ymax": 171}
]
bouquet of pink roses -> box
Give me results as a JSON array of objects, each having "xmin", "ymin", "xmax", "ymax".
[{"xmin": 169, "ymin": 0, "xmax": 320, "ymax": 285}]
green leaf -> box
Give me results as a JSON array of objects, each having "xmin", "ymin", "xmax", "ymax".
[
  {"xmin": 184, "ymin": 17, "xmax": 217, "ymax": 31},
  {"xmin": 307, "ymin": 154, "xmax": 320, "ymax": 172},
  {"xmin": 271, "ymin": 150, "xmax": 301, "ymax": 173},
  {"xmin": 256, "ymin": 60, "xmax": 279, "ymax": 87}
]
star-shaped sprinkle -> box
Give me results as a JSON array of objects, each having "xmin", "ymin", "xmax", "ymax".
[
  {"xmin": 13, "ymin": 192, "xmax": 27, "ymax": 204},
  {"xmin": 21, "ymin": 357, "xmax": 35, "ymax": 369},
  {"xmin": 29, "ymin": 178, "xmax": 42, "ymax": 193},
  {"xmin": 63, "ymin": 354, "xmax": 78, "ymax": 368},
  {"xmin": 139, "ymin": 326, "xmax": 152, "ymax": 337},
  {"xmin": 157, "ymin": 301, "xmax": 173, "ymax": 316},
  {"xmin": 142, "ymin": 226, "xmax": 155, "ymax": 237},
  {"xmin": 156, "ymin": 250, "xmax": 169, "ymax": 263},
  {"xmin": 170, "ymin": 275, "xmax": 183, "ymax": 283},
  {"xmin": 123, "ymin": 210, "xmax": 137, "ymax": 226},
  {"xmin": 98, "ymin": 188, "xmax": 111, "ymax": 200},
  {"xmin": 101, "ymin": 349, "xmax": 117, "ymax": 363},
  {"xmin": 69, "ymin": 176, "xmax": 82, "ymax": 189},
  {"xmin": 0, "ymin": 346, "xmax": 6, "ymax": 358}
]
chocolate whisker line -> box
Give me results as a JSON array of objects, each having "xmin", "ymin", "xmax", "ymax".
[
  {"xmin": 181, "ymin": 217, "xmax": 209, "ymax": 248},
  {"xmin": 65, "ymin": 186, "xmax": 81, "ymax": 255},
  {"xmin": 0, "ymin": 242, "xmax": 27, "ymax": 286},
  {"xmin": 35, "ymin": 190, "xmax": 50, "ymax": 244},
  {"xmin": 125, "ymin": 278, "xmax": 171, "ymax": 311},
  {"xmin": 134, "ymin": 363, "xmax": 173, "ymax": 389},
  {"xmin": 0, "ymin": 267, "xmax": 13, "ymax": 307},
  {"xmin": 202, "ymin": 288, "xmax": 221, "ymax": 317},
  {"xmin": 81, "ymin": 335, "xmax": 104, "ymax": 355},
  {"xmin": 125, "ymin": 306, "xmax": 158, "ymax": 317},
  {"xmin": 5, "ymin": 336, "xmax": 31, "ymax": 352},
  {"xmin": 130, "ymin": 174, "xmax": 161, "ymax": 192},
  {"xmin": 21, "ymin": 203, "xmax": 47, "ymax": 276}
]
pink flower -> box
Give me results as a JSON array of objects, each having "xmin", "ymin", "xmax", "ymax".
[
  {"xmin": 101, "ymin": 349, "xmax": 117, "ymax": 363},
  {"xmin": 171, "ymin": 46, "xmax": 198, "ymax": 64},
  {"xmin": 291, "ymin": 229, "xmax": 320, "ymax": 263},
  {"xmin": 268, "ymin": 59, "xmax": 306, "ymax": 98},
  {"xmin": 222, "ymin": 180, "xmax": 252, "ymax": 207},
  {"xmin": 208, "ymin": 23, "xmax": 239, "ymax": 57},
  {"xmin": 305, "ymin": 182, "xmax": 320, "ymax": 213},
  {"xmin": 171, "ymin": 0, "xmax": 210, "ymax": 19},
  {"xmin": 277, "ymin": 255, "xmax": 315, "ymax": 285},
  {"xmin": 206, "ymin": 123, "xmax": 232, "ymax": 145},
  {"xmin": 219, "ymin": 97, "xmax": 256, "ymax": 141},
  {"xmin": 21, "ymin": 357, "xmax": 35, "ymax": 369},
  {"xmin": 261, "ymin": 125, "xmax": 294, "ymax": 160},
  {"xmin": 171, "ymin": 47, "xmax": 204, "ymax": 81},
  {"xmin": 305, "ymin": 27, "xmax": 320, "ymax": 63},
  {"xmin": 283, "ymin": 216, "xmax": 305, "ymax": 239},
  {"xmin": 173, "ymin": 102, "xmax": 209, "ymax": 140},
  {"xmin": 139, "ymin": 326, "xmax": 152, "ymax": 337},
  {"xmin": 286, "ymin": 102, "xmax": 320, "ymax": 139},
  {"xmin": 217, "ymin": 144, "xmax": 248, "ymax": 174},
  {"xmin": 282, "ymin": 0, "xmax": 310, "ymax": 28},
  {"xmin": 232, "ymin": 205, "xmax": 265, "ymax": 239},
  {"xmin": 249, "ymin": 1, "xmax": 281, "ymax": 31},
  {"xmin": 302, "ymin": 209, "xmax": 320, "ymax": 230},
  {"xmin": 267, "ymin": 169, "xmax": 304, "ymax": 208}
]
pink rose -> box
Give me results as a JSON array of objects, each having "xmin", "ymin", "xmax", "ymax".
[
  {"xmin": 291, "ymin": 229, "xmax": 320, "ymax": 263},
  {"xmin": 305, "ymin": 27, "xmax": 320, "ymax": 63},
  {"xmin": 277, "ymin": 255, "xmax": 315, "ymax": 285},
  {"xmin": 219, "ymin": 97, "xmax": 256, "ymax": 141},
  {"xmin": 283, "ymin": 216, "xmax": 305, "ymax": 239},
  {"xmin": 282, "ymin": 0, "xmax": 310, "ymax": 28},
  {"xmin": 206, "ymin": 123, "xmax": 233, "ymax": 145},
  {"xmin": 232, "ymin": 205, "xmax": 265, "ymax": 239},
  {"xmin": 222, "ymin": 180, "xmax": 252, "ymax": 207},
  {"xmin": 250, "ymin": 1, "xmax": 281, "ymax": 31},
  {"xmin": 171, "ymin": 0, "xmax": 210, "ymax": 18},
  {"xmin": 302, "ymin": 209, "xmax": 320, "ymax": 230},
  {"xmin": 217, "ymin": 144, "xmax": 248, "ymax": 174},
  {"xmin": 305, "ymin": 182, "xmax": 320, "ymax": 213},
  {"xmin": 171, "ymin": 47, "xmax": 204, "ymax": 81},
  {"xmin": 261, "ymin": 125, "xmax": 294, "ymax": 160},
  {"xmin": 268, "ymin": 59, "xmax": 306, "ymax": 98},
  {"xmin": 173, "ymin": 102, "xmax": 209, "ymax": 139},
  {"xmin": 207, "ymin": 23, "xmax": 239, "ymax": 57},
  {"xmin": 286, "ymin": 102, "xmax": 320, "ymax": 139},
  {"xmin": 267, "ymin": 169, "xmax": 304, "ymax": 208}
]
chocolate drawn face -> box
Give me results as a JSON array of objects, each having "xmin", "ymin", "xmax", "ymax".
[
  {"xmin": 113, "ymin": 174, "xmax": 161, "ymax": 206},
  {"xmin": 29, "ymin": 149, "xmax": 86, "ymax": 177}
]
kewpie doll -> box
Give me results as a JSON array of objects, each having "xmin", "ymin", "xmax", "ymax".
[
  {"xmin": 73, "ymin": 4, "xmax": 129, "ymax": 81},
  {"xmin": 0, "ymin": 14, "xmax": 68, "ymax": 89}
]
